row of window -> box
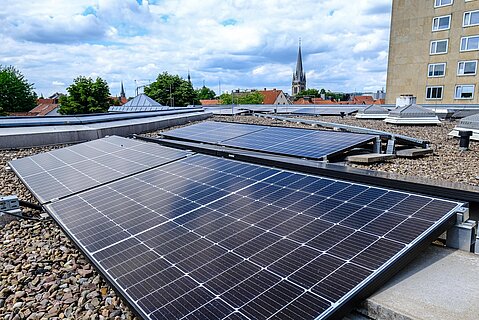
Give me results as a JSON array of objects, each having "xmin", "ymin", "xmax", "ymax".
[
  {"xmin": 435, "ymin": 0, "xmax": 476, "ymax": 8},
  {"xmin": 432, "ymin": 11, "xmax": 479, "ymax": 31},
  {"xmin": 426, "ymin": 84, "xmax": 476, "ymax": 99},
  {"xmin": 430, "ymin": 36, "xmax": 479, "ymax": 54},
  {"xmin": 428, "ymin": 60, "xmax": 477, "ymax": 77}
]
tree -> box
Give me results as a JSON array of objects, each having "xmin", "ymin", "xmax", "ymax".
[
  {"xmin": 295, "ymin": 88, "xmax": 321, "ymax": 99},
  {"xmin": 144, "ymin": 72, "xmax": 199, "ymax": 107},
  {"xmin": 58, "ymin": 76, "xmax": 111, "ymax": 115},
  {"xmin": 0, "ymin": 65, "xmax": 37, "ymax": 114},
  {"xmin": 195, "ymin": 86, "xmax": 216, "ymax": 100},
  {"xmin": 220, "ymin": 91, "xmax": 264, "ymax": 105}
]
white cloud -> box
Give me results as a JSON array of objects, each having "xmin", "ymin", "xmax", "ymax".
[{"xmin": 0, "ymin": 0, "xmax": 392, "ymax": 97}]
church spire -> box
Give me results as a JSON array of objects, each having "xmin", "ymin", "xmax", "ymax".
[
  {"xmin": 292, "ymin": 38, "xmax": 306, "ymax": 96},
  {"xmin": 120, "ymin": 81, "xmax": 126, "ymax": 98}
]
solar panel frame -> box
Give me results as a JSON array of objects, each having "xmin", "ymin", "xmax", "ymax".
[
  {"xmin": 29, "ymin": 151, "xmax": 464, "ymax": 320},
  {"xmin": 9, "ymin": 136, "xmax": 190, "ymax": 204}
]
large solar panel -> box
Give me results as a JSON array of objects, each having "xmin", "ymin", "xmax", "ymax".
[
  {"xmin": 163, "ymin": 121, "xmax": 267, "ymax": 144},
  {"xmin": 11, "ymin": 141, "xmax": 463, "ymax": 320},
  {"xmin": 163, "ymin": 121, "xmax": 377, "ymax": 160},
  {"xmin": 9, "ymin": 136, "xmax": 189, "ymax": 204}
]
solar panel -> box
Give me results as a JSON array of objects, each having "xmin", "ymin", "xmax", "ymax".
[
  {"xmin": 10, "ymin": 143, "xmax": 463, "ymax": 320},
  {"xmin": 9, "ymin": 136, "xmax": 189, "ymax": 204},
  {"xmin": 163, "ymin": 121, "xmax": 377, "ymax": 160},
  {"xmin": 163, "ymin": 121, "xmax": 268, "ymax": 144}
]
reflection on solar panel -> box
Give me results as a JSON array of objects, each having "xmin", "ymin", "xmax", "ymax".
[
  {"xmin": 9, "ymin": 136, "xmax": 189, "ymax": 204},
  {"xmin": 12, "ymin": 139, "xmax": 464, "ymax": 320},
  {"xmin": 163, "ymin": 121, "xmax": 377, "ymax": 160}
]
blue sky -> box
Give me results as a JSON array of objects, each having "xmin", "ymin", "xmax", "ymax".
[{"xmin": 0, "ymin": 0, "xmax": 392, "ymax": 98}]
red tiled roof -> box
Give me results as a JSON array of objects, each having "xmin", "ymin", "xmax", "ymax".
[
  {"xmin": 258, "ymin": 89, "xmax": 282, "ymax": 104},
  {"xmin": 352, "ymin": 96, "xmax": 375, "ymax": 105},
  {"xmin": 373, "ymin": 99, "xmax": 386, "ymax": 104},
  {"xmin": 200, "ymin": 99, "xmax": 221, "ymax": 105},
  {"xmin": 29, "ymin": 102, "xmax": 59, "ymax": 116},
  {"xmin": 293, "ymin": 98, "xmax": 312, "ymax": 105},
  {"xmin": 293, "ymin": 97, "xmax": 337, "ymax": 105},
  {"xmin": 110, "ymin": 96, "xmax": 128, "ymax": 105}
]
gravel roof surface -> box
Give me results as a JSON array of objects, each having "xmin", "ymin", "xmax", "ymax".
[{"xmin": 1, "ymin": 114, "xmax": 477, "ymax": 319}]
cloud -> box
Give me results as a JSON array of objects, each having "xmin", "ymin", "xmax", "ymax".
[{"xmin": 0, "ymin": 0, "xmax": 392, "ymax": 97}]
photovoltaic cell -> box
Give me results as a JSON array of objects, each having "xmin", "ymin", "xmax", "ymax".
[
  {"xmin": 11, "ymin": 143, "xmax": 462, "ymax": 320},
  {"xmin": 162, "ymin": 121, "xmax": 377, "ymax": 160},
  {"xmin": 9, "ymin": 136, "xmax": 189, "ymax": 204}
]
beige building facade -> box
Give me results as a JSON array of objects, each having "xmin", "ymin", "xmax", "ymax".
[{"xmin": 386, "ymin": 0, "xmax": 479, "ymax": 104}]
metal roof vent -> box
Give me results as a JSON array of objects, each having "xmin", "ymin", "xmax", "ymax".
[
  {"xmin": 356, "ymin": 104, "xmax": 389, "ymax": 119},
  {"xmin": 384, "ymin": 104, "xmax": 441, "ymax": 125},
  {"xmin": 449, "ymin": 113, "xmax": 479, "ymax": 141}
]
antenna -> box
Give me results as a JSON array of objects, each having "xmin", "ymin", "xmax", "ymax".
[{"xmin": 134, "ymin": 79, "xmax": 151, "ymax": 96}]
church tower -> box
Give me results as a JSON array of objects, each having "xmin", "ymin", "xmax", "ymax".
[
  {"xmin": 292, "ymin": 40, "xmax": 306, "ymax": 96},
  {"xmin": 120, "ymin": 81, "xmax": 126, "ymax": 99}
]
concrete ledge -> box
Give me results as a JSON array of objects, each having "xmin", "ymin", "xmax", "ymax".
[
  {"xmin": 0, "ymin": 112, "xmax": 211, "ymax": 149},
  {"xmin": 356, "ymin": 245, "xmax": 479, "ymax": 320},
  {"xmin": 347, "ymin": 153, "xmax": 396, "ymax": 164},
  {"xmin": 396, "ymin": 148, "xmax": 434, "ymax": 158}
]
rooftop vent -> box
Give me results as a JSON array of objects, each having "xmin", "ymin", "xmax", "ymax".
[
  {"xmin": 384, "ymin": 104, "xmax": 441, "ymax": 125},
  {"xmin": 449, "ymin": 113, "xmax": 479, "ymax": 140},
  {"xmin": 356, "ymin": 104, "xmax": 389, "ymax": 119}
]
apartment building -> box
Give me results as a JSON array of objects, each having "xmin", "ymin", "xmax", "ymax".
[{"xmin": 386, "ymin": 0, "xmax": 479, "ymax": 104}]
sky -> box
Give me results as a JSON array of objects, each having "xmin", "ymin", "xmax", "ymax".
[{"xmin": 0, "ymin": 0, "xmax": 392, "ymax": 98}]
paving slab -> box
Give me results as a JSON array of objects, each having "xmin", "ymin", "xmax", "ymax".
[
  {"xmin": 347, "ymin": 153, "xmax": 396, "ymax": 164},
  {"xmin": 356, "ymin": 245, "xmax": 479, "ymax": 320},
  {"xmin": 396, "ymin": 148, "xmax": 434, "ymax": 158}
]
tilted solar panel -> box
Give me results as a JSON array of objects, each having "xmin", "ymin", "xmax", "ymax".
[
  {"xmin": 162, "ymin": 121, "xmax": 377, "ymax": 160},
  {"xmin": 9, "ymin": 136, "xmax": 189, "ymax": 204},
  {"xmin": 162, "ymin": 121, "xmax": 268, "ymax": 144},
  {"xmin": 223, "ymin": 126, "xmax": 376, "ymax": 159},
  {"xmin": 10, "ymin": 144, "xmax": 463, "ymax": 319}
]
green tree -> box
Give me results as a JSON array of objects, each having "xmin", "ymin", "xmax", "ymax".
[
  {"xmin": 220, "ymin": 91, "xmax": 264, "ymax": 105},
  {"xmin": 195, "ymin": 86, "xmax": 216, "ymax": 100},
  {"xmin": 0, "ymin": 65, "xmax": 37, "ymax": 114},
  {"xmin": 219, "ymin": 93, "xmax": 232, "ymax": 104},
  {"xmin": 58, "ymin": 76, "xmax": 111, "ymax": 115},
  {"xmin": 144, "ymin": 72, "xmax": 199, "ymax": 107},
  {"xmin": 295, "ymin": 88, "xmax": 321, "ymax": 99}
]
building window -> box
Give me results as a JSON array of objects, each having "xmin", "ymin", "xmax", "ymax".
[
  {"xmin": 464, "ymin": 11, "xmax": 479, "ymax": 27},
  {"xmin": 457, "ymin": 60, "xmax": 477, "ymax": 75},
  {"xmin": 434, "ymin": 0, "xmax": 453, "ymax": 7},
  {"xmin": 430, "ymin": 39, "xmax": 448, "ymax": 54},
  {"xmin": 455, "ymin": 85, "xmax": 475, "ymax": 99},
  {"xmin": 432, "ymin": 15, "xmax": 451, "ymax": 31},
  {"xmin": 460, "ymin": 36, "xmax": 479, "ymax": 51},
  {"xmin": 426, "ymin": 86, "xmax": 443, "ymax": 99},
  {"xmin": 428, "ymin": 63, "xmax": 446, "ymax": 77}
]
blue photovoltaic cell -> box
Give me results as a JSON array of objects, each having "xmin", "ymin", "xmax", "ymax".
[
  {"xmin": 162, "ymin": 121, "xmax": 377, "ymax": 160},
  {"xmin": 21, "ymin": 148, "xmax": 463, "ymax": 320},
  {"xmin": 9, "ymin": 136, "xmax": 189, "ymax": 204}
]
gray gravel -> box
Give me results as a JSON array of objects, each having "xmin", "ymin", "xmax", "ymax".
[
  {"xmin": 210, "ymin": 115, "xmax": 479, "ymax": 186},
  {"xmin": 1, "ymin": 147, "xmax": 139, "ymax": 320},
  {"xmin": 0, "ymin": 114, "xmax": 477, "ymax": 319}
]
